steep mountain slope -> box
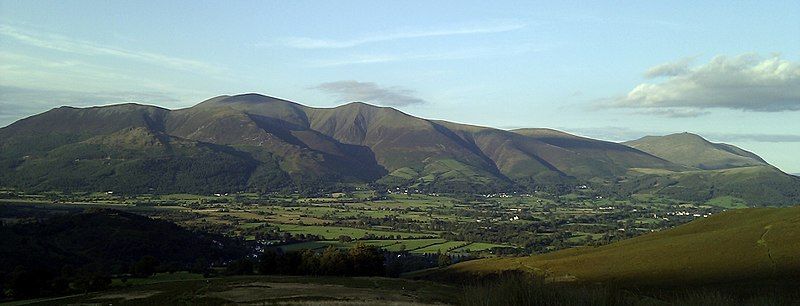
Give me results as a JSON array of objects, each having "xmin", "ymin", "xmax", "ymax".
[
  {"xmin": 624, "ymin": 132, "xmax": 767, "ymax": 170},
  {"xmin": 0, "ymin": 93, "xmax": 796, "ymax": 202},
  {"xmin": 432, "ymin": 206, "xmax": 800, "ymax": 285}
]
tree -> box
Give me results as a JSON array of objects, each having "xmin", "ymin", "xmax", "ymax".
[
  {"xmin": 225, "ymin": 258, "xmax": 254, "ymax": 275},
  {"xmin": 298, "ymin": 249, "xmax": 320, "ymax": 275},
  {"xmin": 132, "ymin": 256, "xmax": 159, "ymax": 277},
  {"xmin": 72, "ymin": 264, "xmax": 111, "ymax": 294},
  {"xmin": 258, "ymin": 249, "xmax": 279, "ymax": 275},
  {"xmin": 319, "ymin": 246, "xmax": 349, "ymax": 275},
  {"xmin": 348, "ymin": 243, "xmax": 384, "ymax": 276},
  {"xmin": 437, "ymin": 252, "xmax": 452, "ymax": 267}
]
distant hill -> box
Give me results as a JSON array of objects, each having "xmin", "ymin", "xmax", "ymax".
[
  {"xmin": 1, "ymin": 93, "xmax": 798, "ymax": 204},
  {"xmin": 619, "ymin": 166, "xmax": 800, "ymax": 205},
  {"xmin": 431, "ymin": 206, "xmax": 800, "ymax": 285},
  {"xmin": 624, "ymin": 132, "xmax": 767, "ymax": 170}
]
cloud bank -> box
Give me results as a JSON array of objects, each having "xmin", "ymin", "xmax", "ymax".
[
  {"xmin": 314, "ymin": 81, "xmax": 426, "ymax": 107},
  {"xmin": 607, "ymin": 54, "xmax": 800, "ymax": 114}
]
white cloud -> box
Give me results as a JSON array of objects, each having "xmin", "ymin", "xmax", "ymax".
[
  {"xmin": 0, "ymin": 24, "xmax": 224, "ymax": 74},
  {"xmin": 608, "ymin": 53, "xmax": 800, "ymax": 112},
  {"xmin": 314, "ymin": 81, "xmax": 426, "ymax": 107},
  {"xmin": 278, "ymin": 21, "xmax": 526, "ymax": 49},
  {"xmin": 644, "ymin": 56, "xmax": 696, "ymax": 78}
]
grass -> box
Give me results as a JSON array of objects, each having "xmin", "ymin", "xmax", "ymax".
[
  {"xmin": 456, "ymin": 272, "xmax": 800, "ymax": 306},
  {"xmin": 437, "ymin": 206, "xmax": 800, "ymax": 286},
  {"xmin": 705, "ymin": 196, "xmax": 749, "ymax": 209},
  {"xmin": 13, "ymin": 275, "xmax": 458, "ymax": 305},
  {"xmin": 111, "ymin": 271, "xmax": 205, "ymax": 286}
]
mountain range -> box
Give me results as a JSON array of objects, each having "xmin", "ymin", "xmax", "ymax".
[{"xmin": 1, "ymin": 93, "xmax": 798, "ymax": 204}]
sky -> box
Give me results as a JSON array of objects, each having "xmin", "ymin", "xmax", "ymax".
[{"xmin": 1, "ymin": 1, "xmax": 799, "ymax": 172}]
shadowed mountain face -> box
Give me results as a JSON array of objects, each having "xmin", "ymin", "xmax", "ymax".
[
  {"xmin": 624, "ymin": 132, "xmax": 767, "ymax": 170},
  {"xmin": 0, "ymin": 94, "xmax": 796, "ymax": 201}
]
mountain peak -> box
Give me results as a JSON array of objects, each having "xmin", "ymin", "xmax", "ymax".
[
  {"xmin": 624, "ymin": 132, "xmax": 767, "ymax": 170},
  {"xmin": 333, "ymin": 101, "xmax": 400, "ymax": 111},
  {"xmin": 198, "ymin": 93, "xmax": 298, "ymax": 106}
]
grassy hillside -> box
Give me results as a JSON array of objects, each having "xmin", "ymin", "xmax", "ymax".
[
  {"xmin": 624, "ymin": 132, "xmax": 767, "ymax": 170},
  {"xmin": 0, "ymin": 127, "xmax": 262, "ymax": 194},
  {"xmin": 433, "ymin": 206, "xmax": 800, "ymax": 285}
]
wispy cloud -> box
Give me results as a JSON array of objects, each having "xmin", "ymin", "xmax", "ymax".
[
  {"xmin": 0, "ymin": 24, "xmax": 224, "ymax": 74},
  {"xmin": 313, "ymin": 80, "xmax": 427, "ymax": 107},
  {"xmin": 603, "ymin": 53, "xmax": 800, "ymax": 113},
  {"xmin": 0, "ymin": 51, "xmax": 208, "ymax": 99},
  {"xmin": 633, "ymin": 108, "xmax": 710, "ymax": 118},
  {"xmin": 309, "ymin": 42, "xmax": 553, "ymax": 67},
  {"xmin": 277, "ymin": 21, "xmax": 526, "ymax": 49},
  {"xmin": 0, "ymin": 85, "xmax": 179, "ymax": 127}
]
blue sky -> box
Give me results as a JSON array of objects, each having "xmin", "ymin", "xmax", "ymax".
[{"xmin": 1, "ymin": 1, "xmax": 799, "ymax": 172}]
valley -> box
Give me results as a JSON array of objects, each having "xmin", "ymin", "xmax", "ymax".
[{"xmin": 1, "ymin": 186, "xmax": 724, "ymax": 257}]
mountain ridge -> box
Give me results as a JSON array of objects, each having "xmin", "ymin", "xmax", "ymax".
[{"xmin": 1, "ymin": 93, "xmax": 798, "ymax": 204}]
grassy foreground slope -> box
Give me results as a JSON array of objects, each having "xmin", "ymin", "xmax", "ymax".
[
  {"xmin": 12, "ymin": 275, "xmax": 456, "ymax": 306},
  {"xmin": 435, "ymin": 206, "xmax": 800, "ymax": 285}
]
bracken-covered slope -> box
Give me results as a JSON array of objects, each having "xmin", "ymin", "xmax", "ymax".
[
  {"xmin": 0, "ymin": 93, "xmax": 797, "ymax": 202},
  {"xmin": 432, "ymin": 206, "xmax": 800, "ymax": 285},
  {"xmin": 624, "ymin": 132, "xmax": 767, "ymax": 170}
]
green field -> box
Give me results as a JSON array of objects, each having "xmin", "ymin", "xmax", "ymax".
[
  {"xmin": 450, "ymin": 242, "xmax": 509, "ymax": 253},
  {"xmin": 275, "ymin": 238, "xmax": 509, "ymax": 255},
  {"xmin": 705, "ymin": 196, "xmax": 749, "ymax": 209},
  {"xmin": 275, "ymin": 224, "xmax": 433, "ymax": 239}
]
